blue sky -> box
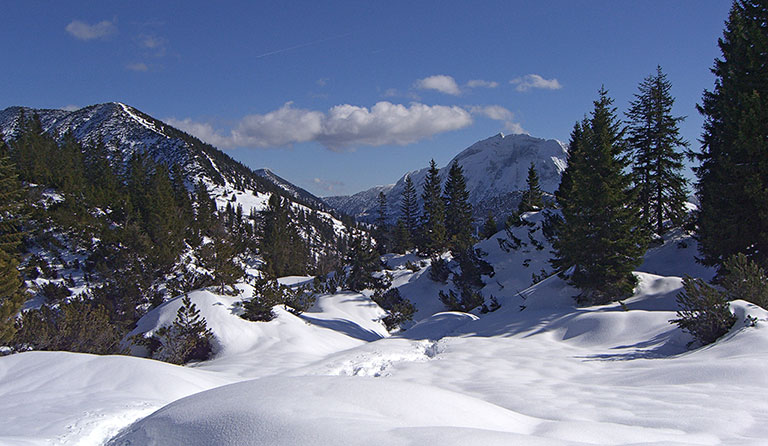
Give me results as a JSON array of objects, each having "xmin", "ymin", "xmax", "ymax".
[{"xmin": 1, "ymin": 1, "xmax": 732, "ymax": 196}]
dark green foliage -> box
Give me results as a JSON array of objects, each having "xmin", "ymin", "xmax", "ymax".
[
  {"xmin": 392, "ymin": 219, "xmax": 411, "ymax": 254},
  {"xmin": 259, "ymin": 194, "xmax": 309, "ymax": 278},
  {"xmin": 481, "ymin": 211, "xmax": 498, "ymax": 240},
  {"xmin": 241, "ymin": 278, "xmax": 286, "ymax": 322},
  {"xmin": 443, "ymin": 161, "xmax": 474, "ymax": 252},
  {"xmin": 695, "ymin": 1, "xmax": 768, "ymax": 269},
  {"xmin": 518, "ymin": 162, "xmax": 544, "ymax": 213},
  {"xmin": 346, "ymin": 237, "xmax": 385, "ymax": 292},
  {"xmin": 153, "ymin": 295, "xmax": 213, "ymax": 364},
  {"xmin": 670, "ymin": 276, "xmax": 736, "ymax": 346},
  {"xmin": 428, "ymin": 256, "xmax": 450, "ymax": 283},
  {"xmin": 40, "ymin": 282, "xmax": 71, "ymax": 303},
  {"xmin": 626, "ymin": 66, "xmax": 689, "ymax": 237},
  {"xmin": 399, "ymin": 175, "xmax": 419, "ymax": 251},
  {"xmin": 372, "ymin": 288, "xmax": 416, "ymax": 331},
  {"xmin": 282, "ymin": 285, "xmax": 317, "ymax": 316},
  {"xmin": 418, "ymin": 160, "xmax": 447, "ymax": 256},
  {"xmin": 552, "ymin": 89, "xmax": 647, "ymax": 305},
  {"xmin": 439, "ymin": 287, "xmax": 484, "ymax": 313},
  {"xmin": 197, "ymin": 221, "xmax": 245, "ymax": 295},
  {"xmin": 404, "ymin": 260, "xmax": 420, "ymax": 273},
  {"xmin": 0, "ymin": 249, "xmax": 25, "ymax": 343},
  {"xmin": 721, "ymin": 253, "xmax": 768, "ymax": 309},
  {"xmin": 13, "ymin": 298, "xmax": 125, "ymax": 354},
  {"xmin": 0, "ymin": 146, "xmax": 26, "ymax": 342},
  {"xmin": 374, "ymin": 191, "xmax": 391, "ymax": 254},
  {"xmin": 0, "ymin": 144, "xmax": 25, "ymax": 254}
]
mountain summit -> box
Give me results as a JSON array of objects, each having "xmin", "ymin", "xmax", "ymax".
[{"xmin": 324, "ymin": 133, "xmax": 568, "ymax": 223}]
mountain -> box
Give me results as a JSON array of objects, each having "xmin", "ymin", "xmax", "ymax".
[
  {"xmin": 0, "ymin": 103, "xmax": 331, "ymax": 212},
  {"xmin": 0, "ymin": 102, "xmax": 352, "ymax": 265},
  {"xmin": 324, "ymin": 133, "xmax": 568, "ymax": 224}
]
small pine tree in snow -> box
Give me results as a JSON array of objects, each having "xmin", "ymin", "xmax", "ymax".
[
  {"xmin": 670, "ymin": 276, "xmax": 736, "ymax": 346},
  {"xmin": 518, "ymin": 162, "xmax": 543, "ymax": 213},
  {"xmin": 155, "ymin": 295, "xmax": 213, "ymax": 364},
  {"xmin": 721, "ymin": 253, "xmax": 768, "ymax": 309}
]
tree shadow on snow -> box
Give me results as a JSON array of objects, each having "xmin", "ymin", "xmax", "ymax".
[{"xmin": 301, "ymin": 316, "xmax": 384, "ymax": 342}]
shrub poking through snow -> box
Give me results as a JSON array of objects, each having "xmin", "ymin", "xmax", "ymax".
[
  {"xmin": 241, "ymin": 279, "xmax": 284, "ymax": 322},
  {"xmin": 283, "ymin": 285, "xmax": 316, "ymax": 316},
  {"xmin": 670, "ymin": 276, "xmax": 736, "ymax": 346},
  {"xmin": 429, "ymin": 256, "xmax": 450, "ymax": 283},
  {"xmin": 153, "ymin": 295, "xmax": 213, "ymax": 365},
  {"xmin": 721, "ymin": 253, "xmax": 768, "ymax": 309},
  {"xmin": 372, "ymin": 288, "xmax": 416, "ymax": 331}
]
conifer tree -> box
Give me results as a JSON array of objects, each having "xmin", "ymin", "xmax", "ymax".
[
  {"xmin": 155, "ymin": 295, "xmax": 213, "ymax": 364},
  {"xmin": 443, "ymin": 161, "xmax": 473, "ymax": 252},
  {"xmin": 259, "ymin": 194, "xmax": 308, "ymax": 277},
  {"xmin": 551, "ymin": 88, "xmax": 647, "ymax": 305},
  {"xmin": 399, "ymin": 175, "xmax": 419, "ymax": 248},
  {"xmin": 518, "ymin": 162, "xmax": 544, "ymax": 213},
  {"xmin": 419, "ymin": 160, "xmax": 447, "ymax": 255},
  {"xmin": 626, "ymin": 66, "xmax": 689, "ymax": 237},
  {"xmin": 481, "ymin": 211, "xmax": 498, "ymax": 240},
  {"xmin": 374, "ymin": 191, "xmax": 390, "ymax": 254},
  {"xmin": 0, "ymin": 145, "xmax": 25, "ymax": 342},
  {"xmin": 695, "ymin": 0, "xmax": 768, "ymax": 269},
  {"xmin": 346, "ymin": 236, "xmax": 384, "ymax": 292},
  {"xmin": 392, "ymin": 219, "xmax": 411, "ymax": 254}
]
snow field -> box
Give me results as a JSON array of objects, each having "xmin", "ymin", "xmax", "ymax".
[{"xmin": 3, "ymin": 230, "xmax": 768, "ymax": 445}]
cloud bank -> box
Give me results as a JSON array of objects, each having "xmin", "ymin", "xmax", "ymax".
[
  {"xmin": 466, "ymin": 79, "xmax": 499, "ymax": 89},
  {"xmin": 65, "ymin": 20, "xmax": 117, "ymax": 41},
  {"xmin": 511, "ymin": 74, "xmax": 562, "ymax": 92},
  {"xmin": 169, "ymin": 101, "xmax": 472, "ymax": 151}
]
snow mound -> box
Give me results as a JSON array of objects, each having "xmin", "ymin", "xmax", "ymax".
[
  {"xmin": 107, "ymin": 375, "xmax": 544, "ymax": 446},
  {"xmin": 0, "ymin": 351, "xmax": 231, "ymax": 445}
]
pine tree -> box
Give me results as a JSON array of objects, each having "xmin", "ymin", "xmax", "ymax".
[
  {"xmin": 443, "ymin": 161, "xmax": 473, "ymax": 252},
  {"xmin": 198, "ymin": 221, "xmax": 244, "ymax": 294},
  {"xmin": 0, "ymin": 145, "xmax": 25, "ymax": 342},
  {"xmin": 259, "ymin": 193, "xmax": 308, "ymax": 278},
  {"xmin": 481, "ymin": 211, "xmax": 498, "ymax": 240},
  {"xmin": 626, "ymin": 66, "xmax": 689, "ymax": 237},
  {"xmin": 374, "ymin": 191, "xmax": 390, "ymax": 254},
  {"xmin": 418, "ymin": 160, "xmax": 447, "ymax": 255},
  {"xmin": 155, "ymin": 295, "xmax": 213, "ymax": 364},
  {"xmin": 551, "ymin": 88, "xmax": 647, "ymax": 305},
  {"xmin": 392, "ymin": 219, "xmax": 411, "ymax": 254},
  {"xmin": 518, "ymin": 162, "xmax": 544, "ymax": 213},
  {"xmin": 695, "ymin": 0, "xmax": 768, "ymax": 269},
  {"xmin": 399, "ymin": 175, "xmax": 419, "ymax": 249},
  {"xmin": 346, "ymin": 236, "xmax": 384, "ymax": 292}
]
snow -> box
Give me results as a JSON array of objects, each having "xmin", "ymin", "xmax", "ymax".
[{"xmin": 3, "ymin": 226, "xmax": 768, "ymax": 445}]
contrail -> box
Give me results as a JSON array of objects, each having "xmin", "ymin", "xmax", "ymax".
[{"xmin": 255, "ymin": 32, "xmax": 353, "ymax": 59}]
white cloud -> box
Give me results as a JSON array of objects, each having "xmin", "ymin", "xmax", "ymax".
[
  {"xmin": 415, "ymin": 75, "xmax": 461, "ymax": 96},
  {"xmin": 511, "ymin": 74, "xmax": 562, "ymax": 92},
  {"xmin": 126, "ymin": 62, "xmax": 148, "ymax": 72},
  {"xmin": 169, "ymin": 101, "xmax": 472, "ymax": 151},
  {"xmin": 61, "ymin": 105, "xmax": 81, "ymax": 112},
  {"xmin": 467, "ymin": 105, "xmax": 527, "ymax": 135},
  {"xmin": 467, "ymin": 79, "xmax": 499, "ymax": 89},
  {"xmin": 65, "ymin": 20, "xmax": 117, "ymax": 41}
]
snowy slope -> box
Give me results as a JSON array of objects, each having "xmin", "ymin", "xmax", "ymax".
[
  {"xmin": 324, "ymin": 133, "xmax": 567, "ymax": 223},
  {"xmin": 3, "ymin": 228, "xmax": 768, "ymax": 445}
]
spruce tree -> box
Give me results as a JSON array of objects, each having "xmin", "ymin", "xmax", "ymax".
[
  {"xmin": 626, "ymin": 66, "xmax": 689, "ymax": 237},
  {"xmin": 695, "ymin": 0, "xmax": 768, "ymax": 269},
  {"xmin": 443, "ymin": 161, "xmax": 473, "ymax": 252},
  {"xmin": 419, "ymin": 160, "xmax": 447, "ymax": 255},
  {"xmin": 481, "ymin": 211, "xmax": 498, "ymax": 240},
  {"xmin": 346, "ymin": 237, "xmax": 384, "ymax": 292},
  {"xmin": 0, "ymin": 146, "xmax": 25, "ymax": 342},
  {"xmin": 374, "ymin": 191, "xmax": 390, "ymax": 254},
  {"xmin": 518, "ymin": 162, "xmax": 544, "ymax": 213},
  {"xmin": 400, "ymin": 175, "xmax": 419, "ymax": 248},
  {"xmin": 155, "ymin": 295, "xmax": 213, "ymax": 364},
  {"xmin": 551, "ymin": 88, "xmax": 647, "ymax": 305}
]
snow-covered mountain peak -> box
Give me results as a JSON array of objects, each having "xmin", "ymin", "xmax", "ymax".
[{"xmin": 324, "ymin": 132, "xmax": 568, "ymax": 223}]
